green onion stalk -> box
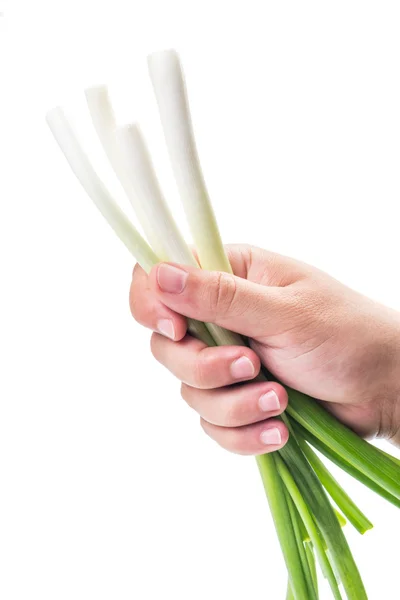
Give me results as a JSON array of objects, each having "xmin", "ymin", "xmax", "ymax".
[{"xmin": 46, "ymin": 49, "xmax": 400, "ymax": 599}]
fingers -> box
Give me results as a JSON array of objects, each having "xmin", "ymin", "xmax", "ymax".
[
  {"xmin": 181, "ymin": 381, "xmax": 288, "ymax": 427},
  {"xmin": 130, "ymin": 264, "xmax": 188, "ymax": 340},
  {"xmin": 131, "ymin": 257, "xmax": 290, "ymax": 456},
  {"xmin": 182, "ymin": 380, "xmax": 288, "ymax": 455},
  {"xmin": 150, "ymin": 333, "xmax": 260, "ymax": 389},
  {"xmin": 200, "ymin": 418, "xmax": 289, "ymax": 455},
  {"xmin": 151, "ymin": 332, "xmax": 288, "ymax": 454},
  {"xmin": 148, "ymin": 262, "xmax": 293, "ymax": 339}
]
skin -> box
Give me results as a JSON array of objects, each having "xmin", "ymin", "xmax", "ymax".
[{"xmin": 130, "ymin": 244, "xmax": 400, "ymax": 455}]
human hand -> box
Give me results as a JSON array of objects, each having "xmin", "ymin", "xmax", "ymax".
[{"xmin": 130, "ymin": 244, "xmax": 400, "ymax": 453}]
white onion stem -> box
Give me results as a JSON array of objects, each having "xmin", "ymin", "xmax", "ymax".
[
  {"xmin": 116, "ymin": 124, "xmax": 245, "ymax": 348},
  {"xmin": 115, "ymin": 123, "xmax": 198, "ymax": 267},
  {"xmin": 147, "ymin": 49, "xmax": 232, "ymax": 274},
  {"xmin": 46, "ymin": 107, "xmax": 216, "ymax": 347},
  {"xmin": 46, "ymin": 107, "xmax": 157, "ymax": 273},
  {"xmin": 85, "ymin": 85, "xmax": 168, "ymax": 260}
]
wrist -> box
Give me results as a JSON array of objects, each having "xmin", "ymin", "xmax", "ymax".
[
  {"xmin": 382, "ymin": 314, "xmax": 400, "ymax": 446},
  {"xmin": 391, "ymin": 410, "xmax": 400, "ymax": 448},
  {"xmin": 388, "ymin": 379, "xmax": 400, "ymax": 447}
]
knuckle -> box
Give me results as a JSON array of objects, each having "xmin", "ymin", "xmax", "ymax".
[
  {"xmin": 209, "ymin": 272, "xmax": 238, "ymax": 319},
  {"xmin": 193, "ymin": 351, "xmax": 213, "ymax": 388},
  {"xmin": 222, "ymin": 403, "xmax": 242, "ymax": 428}
]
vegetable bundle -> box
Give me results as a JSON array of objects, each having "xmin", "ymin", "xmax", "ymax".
[{"xmin": 46, "ymin": 49, "xmax": 400, "ymax": 599}]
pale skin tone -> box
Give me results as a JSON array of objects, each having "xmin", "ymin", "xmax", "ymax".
[{"xmin": 130, "ymin": 245, "xmax": 400, "ymax": 453}]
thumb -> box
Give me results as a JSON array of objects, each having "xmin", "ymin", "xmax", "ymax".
[{"xmin": 149, "ymin": 262, "xmax": 291, "ymax": 339}]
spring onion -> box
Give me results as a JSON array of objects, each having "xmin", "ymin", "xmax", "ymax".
[{"xmin": 46, "ymin": 49, "xmax": 400, "ymax": 600}]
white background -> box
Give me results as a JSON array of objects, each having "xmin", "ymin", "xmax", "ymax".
[{"xmin": 1, "ymin": 1, "xmax": 400, "ymax": 599}]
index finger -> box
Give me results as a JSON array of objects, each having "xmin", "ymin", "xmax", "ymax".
[{"xmin": 130, "ymin": 263, "xmax": 188, "ymax": 340}]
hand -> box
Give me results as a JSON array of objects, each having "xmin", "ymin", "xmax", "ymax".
[{"xmin": 130, "ymin": 244, "xmax": 400, "ymax": 454}]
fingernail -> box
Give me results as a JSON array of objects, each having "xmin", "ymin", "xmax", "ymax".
[
  {"xmin": 230, "ymin": 356, "xmax": 255, "ymax": 380},
  {"xmin": 157, "ymin": 264, "xmax": 188, "ymax": 293},
  {"xmin": 157, "ymin": 319, "xmax": 175, "ymax": 340},
  {"xmin": 260, "ymin": 427, "xmax": 282, "ymax": 446},
  {"xmin": 258, "ymin": 390, "xmax": 280, "ymax": 412}
]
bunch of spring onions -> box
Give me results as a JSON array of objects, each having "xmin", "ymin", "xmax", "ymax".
[{"xmin": 46, "ymin": 49, "xmax": 400, "ymax": 600}]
